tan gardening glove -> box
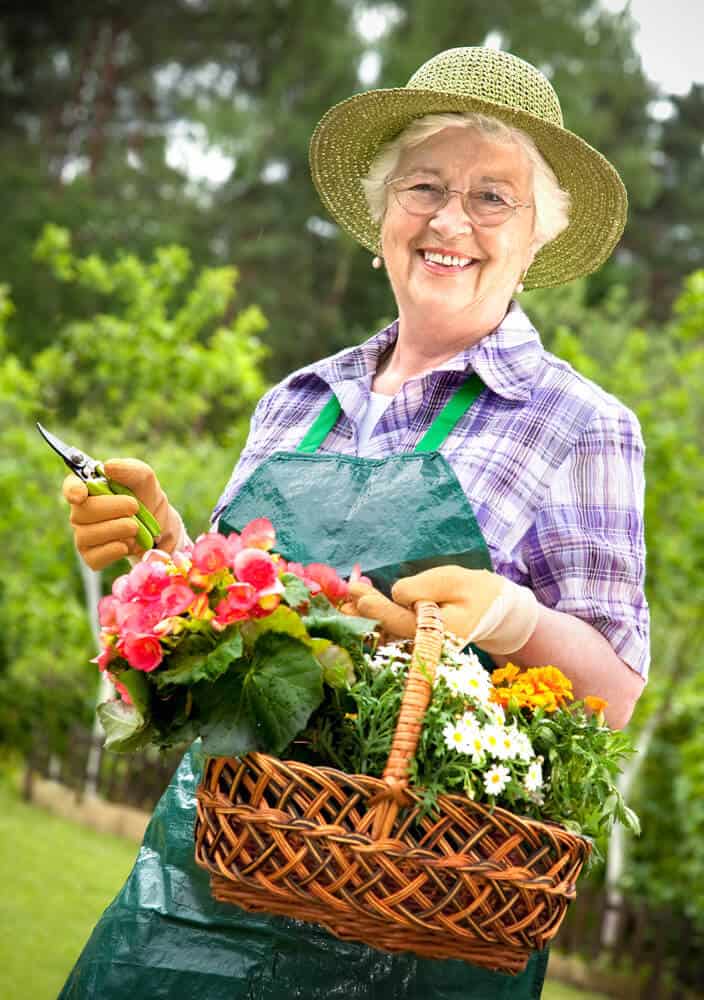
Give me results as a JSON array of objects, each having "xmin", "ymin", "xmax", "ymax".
[
  {"xmin": 348, "ymin": 566, "xmax": 539, "ymax": 655},
  {"xmin": 62, "ymin": 459, "xmax": 186, "ymax": 571}
]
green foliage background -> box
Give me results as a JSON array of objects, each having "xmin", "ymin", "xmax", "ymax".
[{"xmin": 0, "ymin": 0, "xmax": 702, "ymax": 943}]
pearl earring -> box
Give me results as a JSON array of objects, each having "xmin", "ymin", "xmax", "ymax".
[
  {"xmin": 372, "ymin": 255, "xmax": 383, "ymax": 270},
  {"xmin": 516, "ymin": 281, "xmax": 524, "ymax": 294}
]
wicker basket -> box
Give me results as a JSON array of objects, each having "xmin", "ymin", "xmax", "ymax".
[{"xmin": 194, "ymin": 601, "xmax": 591, "ymax": 974}]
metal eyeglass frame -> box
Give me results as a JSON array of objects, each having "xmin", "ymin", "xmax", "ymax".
[{"xmin": 384, "ymin": 175, "xmax": 532, "ymax": 227}]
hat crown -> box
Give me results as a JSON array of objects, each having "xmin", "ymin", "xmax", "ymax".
[{"xmin": 407, "ymin": 47, "xmax": 563, "ymax": 128}]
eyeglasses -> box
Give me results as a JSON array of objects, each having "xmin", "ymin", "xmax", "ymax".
[{"xmin": 385, "ymin": 175, "xmax": 532, "ymax": 227}]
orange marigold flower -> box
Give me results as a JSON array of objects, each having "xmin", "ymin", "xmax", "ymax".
[
  {"xmin": 491, "ymin": 663, "xmax": 521, "ymax": 685},
  {"xmin": 584, "ymin": 695, "xmax": 608, "ymax": 714},
  {"xmin": 521, "ymin": 666, "xmax": 573, "ymax": 704}
]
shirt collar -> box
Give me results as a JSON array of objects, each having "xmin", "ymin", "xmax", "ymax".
[{"xmin": 287, "ymin": 301, "xmax": 543, "ymax": 402}]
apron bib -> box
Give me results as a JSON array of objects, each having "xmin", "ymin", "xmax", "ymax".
[{"xmin": 60, "ymin": 374, "xmax": 548, "ymax": 999}]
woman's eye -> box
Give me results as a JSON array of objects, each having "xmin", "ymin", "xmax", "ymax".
[
  {"xmin": 478, "ymin": 190, "xmax": 508, "ymax": 205},
  {"xmin": 410, "ymin": 182, "xmax": 443, "ymax": 194}
]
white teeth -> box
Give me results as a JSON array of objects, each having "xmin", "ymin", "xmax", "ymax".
[{"xmin": 423, "ymin": 251, "xmax": 472, "ymax": 267}]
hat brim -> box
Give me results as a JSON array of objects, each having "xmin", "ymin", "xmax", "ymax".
[{"xmin": 310, "ymin": 88, "xmax": 627, "ymax": 289}]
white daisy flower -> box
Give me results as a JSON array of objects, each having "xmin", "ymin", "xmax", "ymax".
[
  {"xmin": 515, "ymin": 731, "xmax": 535, "ymax": 762},
  {"xmin": 484, "ymin": 764, "xmax": 511, "ymax": 796},
  {"xmin": 481, "ymin": 724, "xmax": 506, "ymax": 758},
  {"xmin": 457, "ymin": 666, "xmax": 492, "ymax": 703},
  {"xmin": 493, "ymin": 726, "xmax": 521, "ymax": 761},
  {"xmin": 442, "ymin": 720, "xmax": 473, "ymax": 753},
  {"xmin": 485, "ymin": 702, "xmax": 506, "ymax": 726},
  {"xmin": 525, "ymin": 760, "xmax": 543, "ymax": 792}
]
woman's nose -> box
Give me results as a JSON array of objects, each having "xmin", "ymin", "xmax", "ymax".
[{"xmin": 429, "ymin": 191, "xmax": 473, "ymax": 236}]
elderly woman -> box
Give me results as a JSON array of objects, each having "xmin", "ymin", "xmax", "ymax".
[{"xmin": 59, "ymin": 47, "xmax": 648, "ymax": 1000}]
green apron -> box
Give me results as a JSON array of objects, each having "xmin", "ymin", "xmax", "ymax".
[{"xmin": 59, "ymin": 374, "xmax": 549, "ymax": 999}]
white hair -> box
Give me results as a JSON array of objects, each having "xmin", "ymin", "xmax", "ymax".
[{"xmin": 361, "ymin": 112, "xmax": 570, "ymax": 253}]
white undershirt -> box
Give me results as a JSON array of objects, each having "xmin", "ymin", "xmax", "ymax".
[{"xmin": 356, "ymin": 391, "xmax": 394, "ymax": 455}]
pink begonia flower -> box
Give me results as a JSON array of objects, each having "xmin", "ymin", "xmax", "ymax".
[
  {"xmin": 98, "ymin": 595, "xmax": 121, "ymax": 629},
  {"xmin": 116, "ymin": 600, "xmax": 164, "ymax": 637},
  {"xmin": 349, "ymin": 563, "xmax": 372, "ymax": 587},
  {"xmin": 187, "ymin": 567, "xmax": 214, "ymax": 592},
  {"xmin": 141, "ymin": 548, "xmax": 172, "ymax": 564},
  {"xmin": 285, "ymin": 562, "xmax": 322, "ymax": 596},
  {"xmin": 127, "ymin": 561, "xmax": 171, "ymax": 602},
  {"xmin": 153, "ymin": 616, "xmax": 186, "ymax": 637},
  {"xmin": 304, "ymin": 563, "xmax": 349, "ymax": 605},
  {"xmin": 240, "ymin": 517, "xmax": 276, "ymax": 552},
  {"xmin": 171, "ymin": 549, "xmax": 192, "ymax": 572},
  {"xmin": 160, "ymin": 581, "xmax": 196, "ymax": 617},
  {"xmin": 212, "ymin": 581, "xmax": 258, "ymax": 627},
  {"xmin": 234, "ymin": 548, "xmax": 278, "ymax": 591},
  {"xmin": 189, "ymin": 593, "xmax": 212, "ymax": 620},
  {"xmin": 112, "ymin": 574, "xmax": 133, "ymax": 602},
  {"xmin": 226, "ymin": 581, "xmax": 258, "ymax": 611},
  {"xmin": 118, "ymin": 634, "xmax": 164, "ymax": 672},
  {"xmin": 91, "ymin": 644, "xmax": 117, "ymax": 670},
  {"xmin": 191, "ymin": 533, "xmax": 230, "ymax": 574},
  {"xmin": 224, "ymin": 532, "xmax": 243, "ymax": 564}
]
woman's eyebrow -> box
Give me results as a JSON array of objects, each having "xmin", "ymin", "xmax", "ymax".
[
  {"xmin": 478, "ymin": 174, "xmax": 517, "ymax": 187},
  {"xmin": 403, "ymin": 165, "xmax": 443, "ymax": 176}
]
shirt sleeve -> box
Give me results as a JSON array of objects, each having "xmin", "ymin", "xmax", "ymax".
[
  {"xmin": 210, "ymin": 389, "xmax": 276, "ymax": 523},
  {"xmin": 522, "ymin": 405, "xmax": 650, "ymax": 678}
]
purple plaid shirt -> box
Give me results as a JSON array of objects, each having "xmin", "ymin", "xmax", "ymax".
[{"xmin": 215, "ymin": 302, "xmax": 649, "ymax": 678}]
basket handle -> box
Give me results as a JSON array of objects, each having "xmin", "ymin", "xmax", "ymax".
[{"xmin": 368, "ymin": 600, "xmax": 444, "ymax": 840}]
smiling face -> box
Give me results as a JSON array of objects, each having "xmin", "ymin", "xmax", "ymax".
[{"xmin": 380, "ymin": 127, "xmax": 536, "ymax": 345}]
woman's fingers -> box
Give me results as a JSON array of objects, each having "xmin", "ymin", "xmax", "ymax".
[
  {"xmin": 69, "ymin": 493, "xmax": 138, "ymax": 525},
  {"xmin": 62, "ymin": 473, "xmax": 88, "ymax": 506},
  {"xmin": 73, "ymin": 517, "xmax": 139, "ymax": 550},
  {"xmin": 82, "ymin": 541, "xmax": 131, "ymax": 572},
  {"xmin": 63, "ymin": 475, "xmax": 139, "ymax": 569},
  {"xmin": 391, "ymin": 567, "xmax": 498, "ymax": 607},
  {"xmin": 354, "ymin": 591, "xmax": 417, "ymax": 638}
]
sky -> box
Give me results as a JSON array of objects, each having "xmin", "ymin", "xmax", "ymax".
[{"xmin": 603, "ymin": 0, "xmax": 704, "ymax": 95}]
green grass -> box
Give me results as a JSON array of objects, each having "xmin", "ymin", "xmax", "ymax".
[
  {"xmin": 0, "ymin": 778, "xmax": 609, "ymax": 1000},
  {"xmin": 543, "ymin": 983, "xmax": 609, "ymax": 1000},
  {"xmin": 0, "ymin": 779, "xmax": 138, "ymax": 1000}
]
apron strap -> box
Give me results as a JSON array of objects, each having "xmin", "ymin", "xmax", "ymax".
[
  {"xmin": 297, "ymin": 373, "xmax": 485, "ymax": 455},
  {"xmin": 297, "ymin": 394, "xmax": 342, "ymax": 453},
  {"xmin": 414, "ymin": 373, "xmax": 485, "ymax": 453}
]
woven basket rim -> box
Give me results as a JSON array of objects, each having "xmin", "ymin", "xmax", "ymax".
[{"xmin": 200, "ymin": 749, "xmax": 592, "ymax": 848}]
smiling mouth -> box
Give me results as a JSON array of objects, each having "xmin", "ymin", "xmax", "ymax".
[{"xmin": 421, "ymin": 250, "xmax": 475, "ymax": 268}]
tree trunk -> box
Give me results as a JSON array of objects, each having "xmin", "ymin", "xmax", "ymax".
[
  {"xmin": 600, "ymin": 628, "xmax": 685, "ymax": 947},
  {"xmin": 76, "ymin": 556, "xmax": 111, "ymax": 798}
]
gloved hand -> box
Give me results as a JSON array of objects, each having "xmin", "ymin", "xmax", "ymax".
[
  {"xmin": 348, "ymin": 566, "xmax": 539, "ymax": 655},
  {"xmin": 62, "ymin": 459, "xmax": 186, "ymax": 571}
]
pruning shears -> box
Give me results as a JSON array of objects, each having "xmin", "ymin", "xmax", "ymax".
[{"xmin": 36, "ymin": 422, "xmax": 160, "ymax": 550}]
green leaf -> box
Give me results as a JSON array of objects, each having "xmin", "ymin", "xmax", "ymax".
[
  {"xmin": 154, "ymin": 630, "xmax": 243, "ymax": 687},
  {"xmin": 199, "ymin": 633, "xmax": 323, "ymax": 757},
  {"xmin": 317, "ymin": 644, "xmax": 356, "ymax": 688},
  {"xmin": 623, "ymin": 805, "xmax": 642, "ymax": 836},
  {"xmin": 240, "ymin": 605, "xmax": 312, "ymax": 648},
  {"xmin": 281, "ymin": 572, "xmax": 311, "ymax": 609},
  {"xmin": 302, "ymin": 594, "xmax": 377, "ymax": 648},
  {"xmin": 114, "ymin": 667, "xmax": 151, "ymax": 718},
  {"xmin": 245, "ymin": 632, "xmax": 324, "ymax": 754},
  {"xmin": 97, "ymin": 698, "xmax": 152, "ymax": 752}
]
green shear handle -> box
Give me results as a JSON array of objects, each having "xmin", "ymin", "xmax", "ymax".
[{"xmin": 36, "ymin": 422, "xmax": 161, "ymax": 551}]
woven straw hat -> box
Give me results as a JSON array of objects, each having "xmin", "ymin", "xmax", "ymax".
[{"xmin": 310, "ymin": 46, "xmax": 627, "ymax": 289}]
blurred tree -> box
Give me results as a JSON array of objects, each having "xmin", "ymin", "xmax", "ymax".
[
  {"xmin": 0, "ymin": 0, "xmax": 365, "ymax": 370},
  {"xmin": 0, "ymin": 0, "xmax": 687, "ymax": 381},
  {"xmin": 525, "ymin": 271, "xmax": 704, "ymax": 926},
  {"xmin": 627, "ymin": 85, "xmax": 704, "ymax": 318}
]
